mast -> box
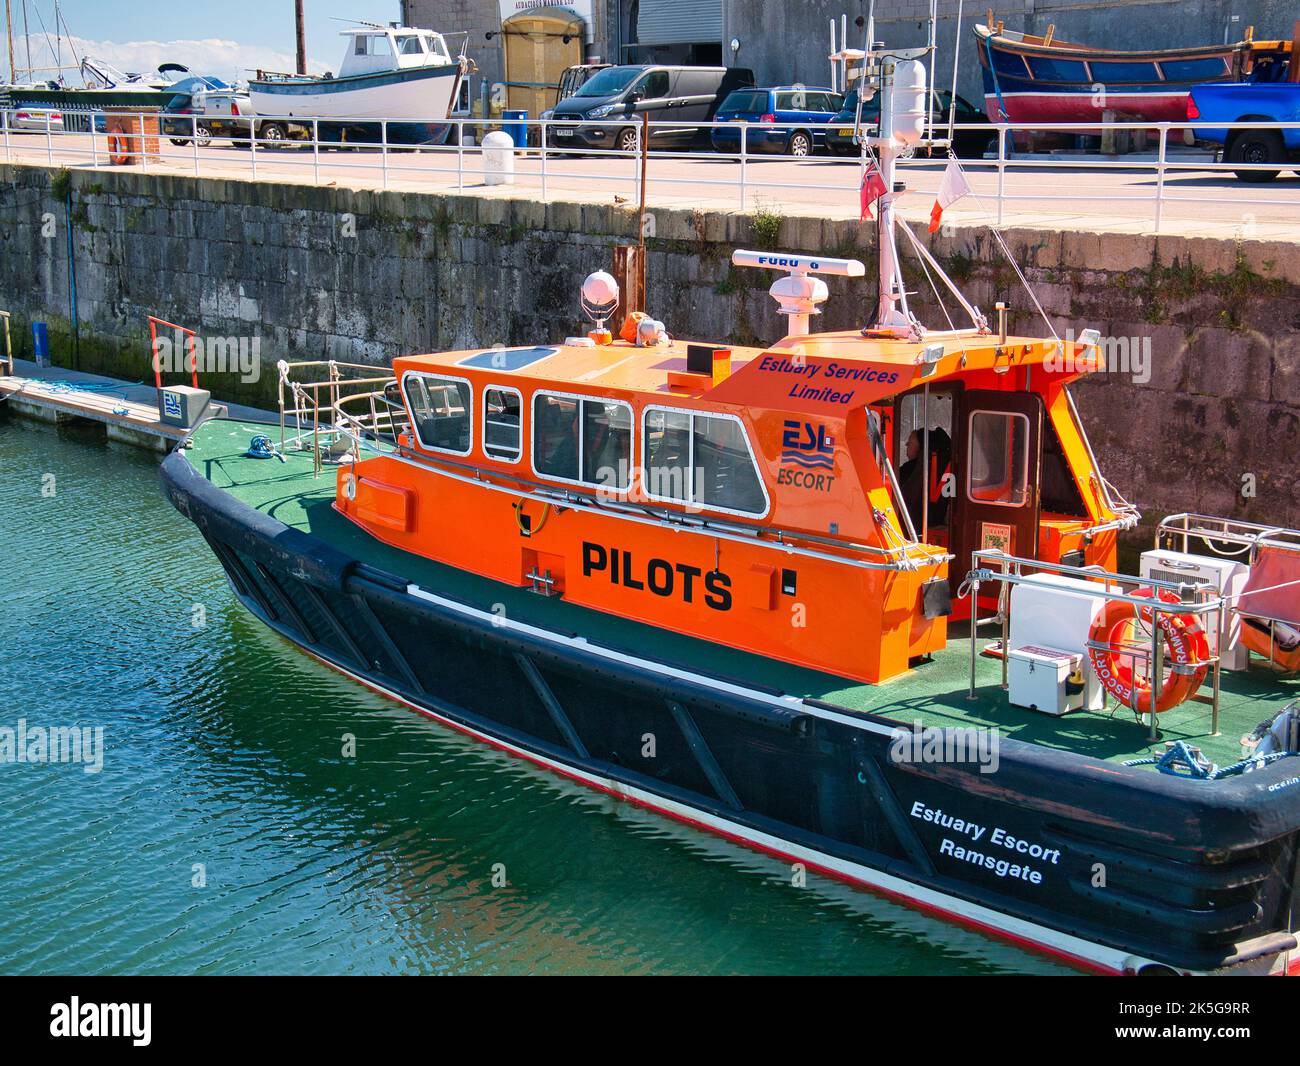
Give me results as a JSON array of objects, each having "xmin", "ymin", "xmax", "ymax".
[
  {"xmin": 295, "ymin": 0, "xmax": 306, "ymax": 75},
  {"xmin": 5, "ymin": 0, "xmax": 14, "ymax": 83},
  {"xmin": 21, "ymin": 0, "xmax": 30, "ymax": 81},
  {"xmin": 863, "ymin": 45, "xmax": 929, "ymax": 337},
  {"xmin": 858, "ymin": 11, "xmax": 988, "ymax": 340}
]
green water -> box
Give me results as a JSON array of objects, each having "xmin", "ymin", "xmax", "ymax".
[{"xmin": 0, "ymin": 414, "xmax": 1068, "ymax": 975}]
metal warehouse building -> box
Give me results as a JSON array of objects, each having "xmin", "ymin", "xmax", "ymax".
[{"xmin": 402, "ymin": 1, "xmax": 1300, "ymax": 116}]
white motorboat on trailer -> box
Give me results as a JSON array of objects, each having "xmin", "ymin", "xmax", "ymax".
[{"xmin": 248, "ymin": 22, "xmax": 473, "ymax": 146}]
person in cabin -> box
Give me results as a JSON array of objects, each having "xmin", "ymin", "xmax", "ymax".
[{"xmin": 897, "ymin": 427, "xmax": 952, "ymax": 535}]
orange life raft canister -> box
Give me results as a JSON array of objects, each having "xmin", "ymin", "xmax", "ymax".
[{"xmin": 1086, "ymin": 588, "xmax": 1210, "ymax": 714}]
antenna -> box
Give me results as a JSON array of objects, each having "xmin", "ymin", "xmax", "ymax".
[
  {"xmin": 731, "ymin": 250, "xmax": 866, "ymax": 337},
  {"xmin": 330, "ymin": 16, "xmax": 386, "ymax": 30}
]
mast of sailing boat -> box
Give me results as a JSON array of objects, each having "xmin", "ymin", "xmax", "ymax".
[
  {"xmin": 295, "ymin": 0, "xmax": 306, "ymax": 75},
  {"xmin": 5, "ymin": 0, "xmax": 15, "ymax": 83}
]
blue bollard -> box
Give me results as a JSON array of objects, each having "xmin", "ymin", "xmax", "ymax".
[{"xmin": 32, "ymin": 321, "xmax": 50, "ymax": 367}]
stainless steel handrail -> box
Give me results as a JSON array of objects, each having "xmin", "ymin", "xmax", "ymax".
[
  {"xmin": 965, "ymin": 549, "xmax": 1226, "ymax": 741},
  {"xmin": 1157, "ymin": 513, "xmax": 1300, "ymax": 558}
]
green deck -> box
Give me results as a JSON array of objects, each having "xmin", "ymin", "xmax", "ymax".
[{"xmin": 183, "ymin": 418, "xmax": 1300, "ymax": 770}]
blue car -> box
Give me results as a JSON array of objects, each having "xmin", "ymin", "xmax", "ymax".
[{"xmin": 710, "ymin": 86, "xmax": 845, "ymax": 156}]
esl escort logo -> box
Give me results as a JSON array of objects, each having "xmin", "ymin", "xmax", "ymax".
[
  {"xmin": 162, "ymin": 391, "xmax": 182, "ymax": 420},
  {"xmin": 778, "ymin": 420, "xmax": 836, "ymax": 492}
]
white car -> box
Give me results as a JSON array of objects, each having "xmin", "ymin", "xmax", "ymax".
[{"xmin": 7, "ymin": 108, "xmax": 64, "ymax": 131}]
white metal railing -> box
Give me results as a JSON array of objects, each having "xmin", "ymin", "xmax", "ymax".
[{"xmin": 4, "ymin": 108, "xmax": 1300, "ymax": 233}]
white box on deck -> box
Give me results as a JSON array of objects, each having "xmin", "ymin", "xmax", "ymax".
[
  {"xmin": 1008, "ymin": 645, "xmax": 1096, "ymax": 716},
  {"xmin": 1139, "ymin": 549, "xmax": 1249, "ymax": 671},
  {"xmin": 1009, "ymin": 574, "xmax": 1109, "ymax": 658}
]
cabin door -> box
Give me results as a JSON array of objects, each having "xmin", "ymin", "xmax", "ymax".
[{"xmin": 950, "ymin": 390, "xmax": 1043, "ymax": 580}]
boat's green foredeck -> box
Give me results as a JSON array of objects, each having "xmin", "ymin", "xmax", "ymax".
[{"xmin": 184, "ymin": 418, "xmax": 1299, "ymax": 770}]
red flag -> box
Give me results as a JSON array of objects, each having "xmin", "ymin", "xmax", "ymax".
[{"xmin": 859, "ymin": 161, "xmax": 886, "ymax": 222}]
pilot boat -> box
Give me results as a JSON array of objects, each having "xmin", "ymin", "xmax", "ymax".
[
  {"xmin": 248, "ymin": 22, "xmax": 471, "ymax": 145},
  {"xmin": 161, "ymin": 36, "xmax": 1300, "ymax": 976}
]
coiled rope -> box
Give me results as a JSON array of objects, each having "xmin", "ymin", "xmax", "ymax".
[{"xmin": 246, "ymin": 434, "xmax": 286, "ymax": 462}]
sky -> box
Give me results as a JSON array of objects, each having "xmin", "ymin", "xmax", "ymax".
[{"xmin": 2, "ymin": 1, "xmax": 413, "ymax": 84}]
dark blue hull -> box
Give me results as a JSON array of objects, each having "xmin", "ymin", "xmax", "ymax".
[{"xmin": 160, "ymin": 448, "xmax": 1300, "ymax": 975}]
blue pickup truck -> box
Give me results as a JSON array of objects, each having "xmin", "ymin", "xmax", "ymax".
[{"xmin": 1189, "ymin": 68, "xmax": 1300, "ymax": 182}]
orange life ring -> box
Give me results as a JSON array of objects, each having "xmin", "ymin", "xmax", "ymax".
[
  {"xmin": 108, "ymin": 132, "xmax": 130, "ymax": 165},
  {"xmin": 1087, "ymin": 588, "xmax": 1210, "ymax": 714}
]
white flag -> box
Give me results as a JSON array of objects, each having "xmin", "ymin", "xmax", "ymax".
[{"xmin": 930, "ymin": 159, "xmax": 972, "ymax": 233}]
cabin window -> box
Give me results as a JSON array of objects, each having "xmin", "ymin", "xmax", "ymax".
[
  {"xmin": 643, "ymin": 408, "xmax": 768, "ymax": 517},
  {"xmin": 644, "ymin": 410, "xmax": 692, "ymax": 501},
  {"xmin": 483, "ymin": 386, "xmax": 522, "ymax": 462},
  {"xmin": 403, "ymin": 373, "xmax": 472, "ymax": 456},
  {"xmin": 533, "ymin": 392, "xmax": 631, "ymax": 491},
  {"xmin": 395, "ymin": 35, "xmax": 425, "ymax": 56},
  {"xmin": 354, "ymin": 34, "xmax": 392, "ymax": 57},
  {"xmin": 427, "ymin": 34, "xmax": 452, "ymax": 62},
  {"xmin": 967, "ymin": 410, "xmax": 1030, "ymax": 506}
]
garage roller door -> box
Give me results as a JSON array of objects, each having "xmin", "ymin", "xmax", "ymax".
[{"xmin": 636, "ymin": 0, "xmax": 722, "ymax": 46}]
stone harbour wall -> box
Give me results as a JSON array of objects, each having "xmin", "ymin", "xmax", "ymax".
[{"xmin": 0, "ymin": 162, "xmax": 1296, "ymax": 538}]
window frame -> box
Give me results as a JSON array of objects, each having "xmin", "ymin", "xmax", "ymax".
[
  {"xmin": 482, "ymin": 384, "xmax": 523, "ymax": 465},
  {"xmin": 530, "ymin": 389, "xmax": 635, "ymax": 493},
  {"xmin": 965, "ymin": 408, "xmax": 1031, "ymax": 508},
  {"xmin": 402, "ymin": 370, "xmax": 474, "ymax": 458},
  {"xmin": 641, "ymin": 404, "xmax": 771, "ymax": 520},
  {"xmin": 634, "ymin": 70, "xmax": 671, "ymax": 100}
]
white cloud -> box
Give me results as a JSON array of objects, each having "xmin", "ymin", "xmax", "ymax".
[{"xmin": 13, "ymin": 34, "xmax": 334, "ymax": 86}]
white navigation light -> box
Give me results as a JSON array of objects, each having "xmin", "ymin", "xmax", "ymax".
[
  {"xmin": 917, "ymin": 342, "xmax": 945, "ymax": 377},
  {"xmin": 731, "ymin": 249, "xmax": 866, "ymax": 337},
  {"xmin": 581, "ymin": 270, "xmax": 620, "ymax": 313},
  {"xmin": 890, "ymin": 59, "xmax": 928, "ymax": 146},
  {"xmin": 580, "ymin": 270, "xmax": 620, "ymax": 333}
]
